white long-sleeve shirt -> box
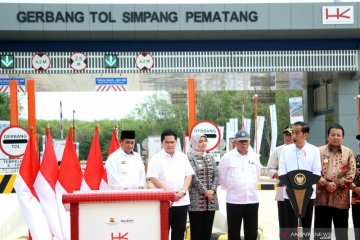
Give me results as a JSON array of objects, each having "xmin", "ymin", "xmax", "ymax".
[
  {"xmin": 105, "ymin": 148, "xmax": 146, "ymax": 190},
  {"xmin": 278, "ymin": 142, "xmax": 321, "ymax": 199},
  {"xmin": 147, "ymin": 149, "xmax": 194, "ymax": 206},
  {"xmin": 218, "ymin": 148, "xmax": 261, "ymax": 204}
]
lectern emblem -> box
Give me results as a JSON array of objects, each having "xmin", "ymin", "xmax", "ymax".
[
  {"xmin": 107, "ymin": 217, "xmax": 118, "ymax": 225},
  {"xmin": 294, "ymin": 173, "xmax": 306, "ymax": 186}
]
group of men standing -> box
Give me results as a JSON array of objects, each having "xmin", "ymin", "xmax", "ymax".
[
  {"xmin": 105, "ymin": 127, "xmax": 261, "ymax": 240},
  {"xmin": 267, "ymin": 122, "xmax": 358, "ymax": 240},
  {"xmin": 104, "ymin": 121, "xmax": 359, "ymax": 240},
  {"xmin": 105, "ymin": 129, "xmax": 194, "ymax": 240}
]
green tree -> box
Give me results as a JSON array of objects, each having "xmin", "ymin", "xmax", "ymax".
[
  {"xmin": 0, "ymin": 93, "xmax": 10, "ymax": 120},
  {"xmin": 128, "ymin": 93, "xmax": 188, "ymax": 138}
]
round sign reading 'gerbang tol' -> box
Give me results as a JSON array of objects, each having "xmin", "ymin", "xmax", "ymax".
[
  {"xmin": 0, "ymin": 126, "xmax": 29, "ymax": 157},
  {"xmin": 190, "ymin": 120, "xmax": 221, "ymax": 152}
]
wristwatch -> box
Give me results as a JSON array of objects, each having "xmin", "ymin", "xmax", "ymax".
[{"xmin": 180, "ymin": 190, "xmax": 186, "ymax": 196}]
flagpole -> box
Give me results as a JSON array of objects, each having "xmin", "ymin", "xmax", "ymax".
[
  {"xmin": 60, "ymin": 101, "xmax": 64, "ymax": 140},
  {"xmin": 254, "ymin": 94, "xmax": 258, "ymax": 154},
  {"xmin": 241, "ymin": 98, "xmax": 245, "ymax": 129},
  {"xmin": 72, "ymin": 109, "xmax": 76, "ymax": 142},
  {"xmin": 182, "ymin": 131, "xmax": 186, "ymax": 153},
  {"xmin": 114, "ymin": 123, "xmax": 118, "ymax": 135}
]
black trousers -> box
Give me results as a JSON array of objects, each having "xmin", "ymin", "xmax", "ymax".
[
  {"xmin": 352, "ymin": 203, "xmax": 360, "ymax": 240},
  {"xmin": 278, "ymin": 201, "xmax": 287, "ymax": 240},
  {"xmin": 314, "ymin": 206, "xmax": 349, "ymax": 240},
  {"xmin": 188, "ymin": 211, "xmax": 215, "ymax": 240},
  {"xmin": 169, "ymin": 205, "xmax": 188, "ymax": 240},
  {"xmin": 226, "ymin": 202, "xmax": 259, "ymax": 240},
  {"xmin": 284, "ymin": 199, "xmax": 314, "ymax": 240}
]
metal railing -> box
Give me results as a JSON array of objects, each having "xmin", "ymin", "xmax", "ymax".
[{"xmin": 0, "ymin": 50, "xmax": 358, "ymax": 74}]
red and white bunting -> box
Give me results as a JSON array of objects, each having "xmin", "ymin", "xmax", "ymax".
[{"xmin": 96, "ymin": 85, "xmax": 127, "ymax": 92}]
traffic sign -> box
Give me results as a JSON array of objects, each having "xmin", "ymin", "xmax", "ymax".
[
  {"xmin": 95, "ymin": 78, "xmax": 127, "ymax": 91},
  {"xmin": 95, "ymin": 78, "xmax": 127, "ymax": 85},
  {"xmin": 70, "ymin": 52, "xmax": 87, "ymax": 71},
  {"xmin": 190, "ymin": 120, "xmax": 221, "ymax": 152},
  {"xmin": 0, "ymin": 159, "xmax": 22, "ymax": 169},
  {"xmin": 0, "ymin": 126, "xmax": 29, "ymax": 158},
  {"xmin": 0, "ymin": 78, "xmax": 25, "ymax": 86},
  {"xmin": 0, "ymin": 55, "xmax": 14, "ymax": 69},
  {"xmin": 135, "ymin": 52, "xmax": 154, "ymax": 71},
  {"xmin": 104, "ymin": 54, "xmax": 119, "ymax": 68},
  {"xmin": 32, "ymin": 52, "xmax": 51, "ymax": 71},
  {"xmin": 0, "ymin": 78, "xmax": 26, "ymax": 93}
]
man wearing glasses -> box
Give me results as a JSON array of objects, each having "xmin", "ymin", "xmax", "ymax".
[{"xmin": 219, "ymin": 129, "xmax": 261, "ymax": 240}]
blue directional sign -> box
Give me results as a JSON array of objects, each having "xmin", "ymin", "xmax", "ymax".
[
  {"xmin": 0, "ymin": 55, "xmax": 14, "ymax": 69},
  {"xmin": 104, "ymin": 54, "xmax": 119, "ymax": 68},
  {"xmin": 0, "ymin": 78, "xmax": 25, "ymax": 86},
  {"xmin": 96, "ymin": 78, "xmax": 127, "ymax": 85}
]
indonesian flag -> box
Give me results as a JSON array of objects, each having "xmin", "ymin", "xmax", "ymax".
[
  {"xmin": 55, "ymin": 126, "xmax": 83, "ymax": 240},
  {"xmin": 34, "ymin": 127, "xmax": 65, "ymax": 240},
  {"xmin": 14, "ymin": 131, "xmax": 53, "ymax": 239},
  {"xmin": 102, "ymin": 125, "xmax": 120, "ymax": 186},
  {"xmin": 80, "ymin": 125, "xmax": 105, "ymax": 191}
]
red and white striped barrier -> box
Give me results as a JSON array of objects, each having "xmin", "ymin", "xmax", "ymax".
[
  {"xmin": 0, "ymin": 86, "xmax": 25, "ymax": 93},
  {"xmin": 96, "ymin": 85, "xmax": 126, "ymax": 92}
]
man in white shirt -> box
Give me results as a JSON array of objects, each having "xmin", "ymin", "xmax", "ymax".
[
  {"xmin": 278, "ymin": 121, "xmax": 321, "ymax": 239},
  {"xmin": 266, "ymin": 125, "xmax": 293, "ymax": 240},
  {"xmin": 147, "ymin": 129, "xmax": 194, "ymax": 240},
  {"xmin": 219, "ymin": 129, "xmax": 261, "ymax": 240},
  {"xmin": 106, "ymin": 130, "xmax": 146, "ymax": 190}
]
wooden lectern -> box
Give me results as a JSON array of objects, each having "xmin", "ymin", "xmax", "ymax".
[{"xmin": 62, "ymin": 190, "xmax": 175, "ymax": 240}]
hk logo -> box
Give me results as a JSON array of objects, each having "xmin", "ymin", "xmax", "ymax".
[
  {"xmin": 322, "ymin": 6, "xmax": 354, "ymax": 25},
  {"xmin": 111, "ymin": 232, "xmax": 128, "ymax": 240}
]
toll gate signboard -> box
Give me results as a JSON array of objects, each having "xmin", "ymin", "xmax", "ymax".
[
  {"xmin": 190, "ymin": 120, "xmax": 221, "ymax": 152},
  {"xmin": 0, "ymin": 126, "xmax": 29, "ymax": 158}
]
